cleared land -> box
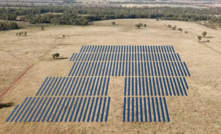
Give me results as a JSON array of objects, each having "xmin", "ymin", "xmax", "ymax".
[{"xmin": 0, "ymin": 19, "xmax": 221, "ymax": 134}]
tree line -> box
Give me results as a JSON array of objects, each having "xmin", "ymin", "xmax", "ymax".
[
  {"xmin": 0, "ymin": 21, "xmax": 18, "ymax": 30},
  {"xmin": 0, "ymin": 6, "xmax": 221, "ymax": 26}
]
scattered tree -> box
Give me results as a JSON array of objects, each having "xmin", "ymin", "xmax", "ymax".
[
  {"xmin": 168, "ymin": 25, "xmax": 171, "ymax": 28},
  {"xmin": 172, "ymin": 25, "xmax": 177, "ymax": 30},
  {"xmin": 144, "ymin": 24, "xmax": 146, "ymax": 27},
  {"xmin": 63, "ymin": 35, "xmax": 65, "ymax": 38},
  {"xmin": 52, "ymin": 53, "xmax": 60, "ymax": 59},
  {"xmin": 112, "ymin": 22, "xmax": 115, "ymax": 25},
  {"xmin": 135, "ymin": 24, "xmax": 141, "ymax": 28},
  {"xmin": 198, "ymin": 36, "xmax": 202, "ymax": 41},
  {"xmin": 135, "ymin": 23, "xmax": 143, "ymax": 29},
  {"xmin": 139, "ymin": 23, "xmax": 143, "ymax": 27},
  {"xmin": 41, "ymin": 26, "xmax": 44, "ymax": 30},
  {"xmin": 178, "ymin": 28, "xmax": 183, "ymax": 32},
  {"xmin": 24, "ymin": 31, "xmax": 27, "ymax": 36},
  {"xmin": 185, "ymin": 31, "xmax": 188, "ymax": 33},
  {"xmin": 202, "ymin": 31, "xmax": 207, "ymax": 37}
]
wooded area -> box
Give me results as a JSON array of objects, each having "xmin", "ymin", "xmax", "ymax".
[{"xmin": 0, "ymin": 6, "xmax": 221, "ymax": 27}]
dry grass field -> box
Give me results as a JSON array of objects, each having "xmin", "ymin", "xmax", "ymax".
[
  {"xmin": 120, "ymin": 4, "xmax": 206, "ymax": 8},
  {"xmin": 0, "ymin": 19, "xmax": 221, "ymax": 134}
]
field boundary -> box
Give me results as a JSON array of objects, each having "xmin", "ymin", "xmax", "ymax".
[{"xmin": 0, "ymin": 64, "xmax": 34, "ymax": 102}]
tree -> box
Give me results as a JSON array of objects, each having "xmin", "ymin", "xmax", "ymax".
[
  {"xmin": 198, "ymin": 36, "xmax": 202, "ymax": 41},
  {"xmin": 178, "ymin": 28, "xmax": 183, "ymax": 32},
  {"xmin": 0, "ymin": 21, "xmax": 18, "ymax": 30},
  {"xmin": 135, "ymin": 23, "xmax": 143, "ymax": 29},
  {"xmin": 112, "ymin": 22, "xmax": 115, "ymax": 25},
  {"xmin": 135, "ymin": 24, "xmax": 141, "ymax": 28},
  {"xmin": 0, "ymin": 102, "xmax": 14, "ymax": 108},
  {"xmin": 20, "ymin": 17, "xmax": 26, "ymax": 21},
  {"xmin": 42, "ymin": 26, "xmax": 44, "ymax": 30},
  {"xmin": 144, "ymin": 24, "xmax": 146, "ymax": 27},
  {"xmin": 172, "ymin": 25, "xmax": 177, "ymax": 30},
  {"xmin": 139, "ymin": 23, "xmax": 143, "ymax": 27},
  {"xmin": 63, "ymin": 35, "xmax": 65, "ymax": 38},
  {"xmin": 168, "ymin": 25, "xmax": 171, "ymax": 28},
  {"xmin": 202, "ymin": 31, "xmax": 207, "ymax": 37},
  {"xmin": 24, "ymin": 31, "xmax": 27, "ymax": 36}
]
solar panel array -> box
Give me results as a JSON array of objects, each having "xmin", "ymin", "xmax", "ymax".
[
  {"xmin": 123, "ymin": 97, "xmax": 170, "ymax": 122},
  {"xmin": 7, "ymin": 45, "xmax": 191, "ymax": 123},
  {"xmin": 36, "ymin": 77, "xmax": 110, "ymax": 96},
  {"xmin": 7, "ymin": 97, "xmax": 111, "ymax": 122},
  {"xmin": 124, "ymin": 77, "xmax": 188, "ymax": 96}
]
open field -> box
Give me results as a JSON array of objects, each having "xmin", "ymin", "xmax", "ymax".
[
  {"xmin": 121, "ymin": 4, "xmax": 207, "ymax": 8},
  {"xmin": 0, "ymin": 19, "xmax": 221, "ymax": 134}
]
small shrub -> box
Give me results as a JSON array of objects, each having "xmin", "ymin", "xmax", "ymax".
[
  {"xmin": 202, "ymin": 31, "xmax": 207, "ymax": 37},
  {"xmin": 198, "ymin": 36, "xmax": 202, "ymax": 41}
]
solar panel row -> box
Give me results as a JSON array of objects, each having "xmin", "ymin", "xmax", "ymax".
[
  {"xmin": 69, "ymin": 61, "xmax": 191, "ymax": 77},
  {"xmin": 79, "ymin": 45, "xmax": 175, "ymax": 53},
  {"xmin": 6, "ymin": 97, "xmax": 111, "ymax": 122},
  {"xmin": 70, "ymin": 52, "xmax": 181, "ymax": 62}
]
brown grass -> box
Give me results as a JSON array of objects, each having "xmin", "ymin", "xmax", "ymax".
[{"xmin": 0, "ymin": 19, "xmax": 221, "ymax": 134}]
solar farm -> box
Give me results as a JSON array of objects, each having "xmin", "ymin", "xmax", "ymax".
[
  {"xmin": 1, "ymin": 19, "xmax": 221, "ymax": 134},
  {"xmin": 6, "ymin": 45, "xmax": 191, "ymax": 123}
]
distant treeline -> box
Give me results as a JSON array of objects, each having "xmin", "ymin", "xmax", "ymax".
[
  {"xmin": 0, "ymin": 21, "xmax": 18, "ymax": 30},
  {"xmin": 0, "ymin": 6, "xmax": 221, "ymax": 25}
]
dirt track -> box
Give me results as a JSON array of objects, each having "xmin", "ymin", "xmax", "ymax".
[{"xmin": 0, "ymin": 19, "xmax": 221, "ymax": 134}]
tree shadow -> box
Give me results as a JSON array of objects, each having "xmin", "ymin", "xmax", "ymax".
[
  {"xmin": 204, "ymin": 36, "xmax": 214, "ymax": 38},
  {"xmin": 55, "ymin": 57, "xmax": 69, "ymax": 60},
  {"xmin": 0, "ymin": 102, "xmax": 14, "ymax": 109},
  {"xmin": 203, "ymin": 40, "xmax": 210, "ymax": 42}
]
